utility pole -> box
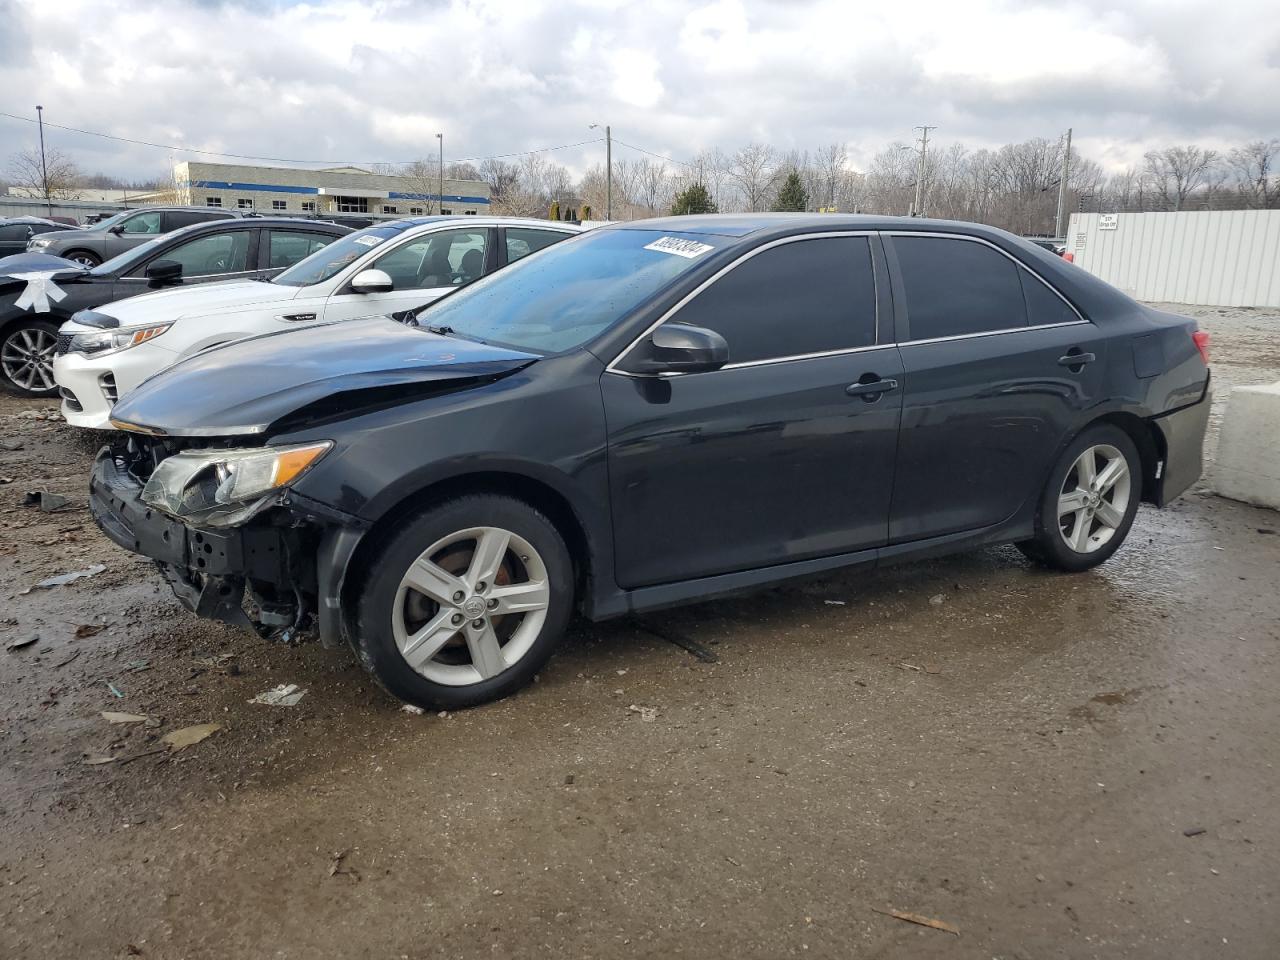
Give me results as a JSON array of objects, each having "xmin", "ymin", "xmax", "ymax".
[
  {"xmin": 1054, "ymin": 127, "xmax": 1073, "ymax": 239},
  {"xmin": 36, "ymin": 105, "xmax": 51, "ymax": 218},
  {"xmin": 436, "ymin": 133, "xmax": 444, "ymax": 215},
  {"xmin": 912, "ymin": 125, "xmax": 936, "ymax": 217},
  {"xmin": 590, "ymin": 124, "xmax": 612, "ymax": 219}
]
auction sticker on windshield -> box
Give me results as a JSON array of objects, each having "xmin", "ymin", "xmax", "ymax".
[
  {"xmin": 643, "ymin": 236, "xmax": 714, "ymax": 258},
  {"xmin": 353, "ymin": 236, "xmax": 384, "ymax": 247}
]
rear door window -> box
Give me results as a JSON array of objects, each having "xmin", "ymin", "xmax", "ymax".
[
  {"xmin": 667, "ymin": 236, "xmax": 877, "ymax": 365},
  {"xmin": 505, "ymin": 228, "xmax": 571, "ymax": 264},
  {"xmin": 266, "ymin": 230, "xmax": 338, "ymax": 269},
  {"xmin": 892, "ymin": 236, "xmax": 1028, "ymax": 340}
]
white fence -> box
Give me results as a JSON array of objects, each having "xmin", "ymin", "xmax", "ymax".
[{"xmin": 1066, "ymin": 210, "xmax": 1280, "ymax": 308}]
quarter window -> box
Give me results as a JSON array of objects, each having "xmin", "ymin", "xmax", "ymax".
[
  {"xmin": 505, "ymin": 228, "xmax": 569, "ymax": 264},
  {"xmin": 893, "ymin": 236, "xmax": 1028, "ymax": 340},
  {"xmin": 1019, "ymin": 270, "xmax": 1080, "ymax": 326},
  {"xmin": 667, "ymin": 236, "xmax": 877, "ymax": 365}
]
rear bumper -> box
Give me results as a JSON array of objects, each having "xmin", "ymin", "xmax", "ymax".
[{"xmin": 1152, "ymin": 375, "xmax": 1212, "ymax": 507}]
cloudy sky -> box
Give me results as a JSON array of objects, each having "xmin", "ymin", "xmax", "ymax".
[{"xmin": 2, "ymin": 0, "xmax": 1277, "ymax": 180}]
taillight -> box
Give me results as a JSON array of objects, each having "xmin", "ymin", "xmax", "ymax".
[
  {"xmin": 1192, "ymin": 330, "xmax": 1210, "ymax": 365},
  {"xmin": 1062, "ymin": 251, "xmax": 1074, "ymax": 263}
]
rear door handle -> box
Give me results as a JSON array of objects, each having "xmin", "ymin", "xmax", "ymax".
[
  {"xmin": 845, "ymin": 377, "xmax": 899, "ymax": 398},
  {"xmin": 1058, "ymin": 351, "xmax": 1096, "ymax": 367}
]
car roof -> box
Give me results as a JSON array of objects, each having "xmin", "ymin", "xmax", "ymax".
[
  {"xmin": 609, "ymin": 212, "xmax": 1027, "ymax": 241},
  {"xmin": 380, "ymin": 215, "xmax": 584, "ymax": 231},
  {"xmin": 0, "ymin": 215, "xmax": 76, "ymax": 227}
]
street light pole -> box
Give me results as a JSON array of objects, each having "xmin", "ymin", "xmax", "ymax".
[
  {"xmin": 1054, "ymin": 127, "xmax": 1073, "ymax": 239},
  {"xmin": 436, "ymin": 133, "xmax": 444, "ymax": 215},
  {"xmin": 912, "ymin": 125, "xmax": 935, "ymax": 217},
  {"xmin": 36, "ymin": 105, "xmax": 51, "ymax": 218},
  {"xmin": 589, "ymin": 124, "xmax": 612, "ymax": 220}
]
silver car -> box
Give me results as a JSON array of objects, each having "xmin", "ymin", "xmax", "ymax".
[{"xmin": 27, "ymin": 207, "xmax": 236, "ymax": 266}]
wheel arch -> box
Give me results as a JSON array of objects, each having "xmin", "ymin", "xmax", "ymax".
[
  {"xmin": 1059, "ymin": 410, "xmax": 1164, "ymax": 506},
  {"xmin": 337, "ymin": 469, "xmax": 597, "ymax": 635}
]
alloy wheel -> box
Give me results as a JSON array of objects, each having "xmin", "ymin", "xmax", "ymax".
[
  {"xmin": 1, "ymin": 327, "xmax": 57, "ymax": 392},
  {"xmin": 1057, "ymin": 443, "xmax": 1131, "ymax": 553},
  {"xmin": 69, "ymin": 253, "xmax": 99, "ymax": 266},
  {"xmin": 392, "ymin": 526, "xmax": 551, "ymax": 686}
]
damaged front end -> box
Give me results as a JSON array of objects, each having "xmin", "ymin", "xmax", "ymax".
[{"xmin": 90, "ymin": 432, "xmax": 365, "ymax": 645}]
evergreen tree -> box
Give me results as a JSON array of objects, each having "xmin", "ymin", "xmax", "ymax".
[
  {"xmin": 772, "ymin": 171, "xmax": 808, "ymax": 212},
  {"xmin": 670, "ymin": 182, "xmax": 718, "ymax": 215},
  {"xmin": 581, "ymin": 203, "xmax": 593, "ymax": 220},
  {"xmin": 549, "ymin": 200, "xmax": 561, "ymax": 220}
]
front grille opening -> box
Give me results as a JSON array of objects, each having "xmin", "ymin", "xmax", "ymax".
[
  {"xmin": 54, "ymin": 333, "xmax": 73, "ymax": 356},
  {"xmin": 60, "ymin": 387, "xmax": 82, "ymax": 412},
  {"xmin": 99, "ymin": 373, "xmax": 118, "ymax": 405}
]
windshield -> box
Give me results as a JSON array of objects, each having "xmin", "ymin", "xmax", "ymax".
[
  {"xmin": 90, "ymin": 234, "xmax": 170, "ymax": 276},
  {"xmin": 273, "ymin": 222, "xmax": 410, "ymax": 286},
  {"xmin": 413, "ymin": 228, "xmax": 727, "ymax": 353}
]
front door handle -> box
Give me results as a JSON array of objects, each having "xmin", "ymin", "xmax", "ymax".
[
  {"xmin": 1058, "ymin": 350, "xmax": 1096, "ymax": 368},
  {"xmin": 845, "ymin": 377, "xmax": 899, "ymax": 399}
]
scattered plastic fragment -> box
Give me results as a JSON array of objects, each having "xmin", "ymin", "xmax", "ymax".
[
  {"xmin": 106, "ymin": 682, "xmax": 124, "ymax": 698},
  {"xmin": 627, "ymin": 704, "xmax": 658, "ymax": 722},
  {"xmin": 102, "ymin": 712, "xmax": 148, "ymax": 724},
  {"xmin": 161, "ymin": 723, "xmax": 223, "ymax": 752},
  {"xmin": 6, "ymin": 636, "xmax": 38, "ymax": 651},
  {"xmin": 74, "ymin": 623, "xmax": 108, "ymax": 639},
  {"xmin": 19, "ymin": 564, "xmax": 106, "ymax": 594},
  {"xmin": 401, "ymin": 704, "xmax": 425, "ymax": 715},
  {"xmin": 23, "ymin": 489, "xmax": 72, "ymax": 512},
  {"xmin": 249, "ymin": 683, "xmax": 307, "ymax": 707}
]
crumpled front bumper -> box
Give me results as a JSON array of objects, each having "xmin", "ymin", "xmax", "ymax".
[{"xmin": 88, "ymin": 450, "xmax": 303, "ymax": 640}]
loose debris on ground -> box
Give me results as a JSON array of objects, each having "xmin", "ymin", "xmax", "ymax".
[{"xmin": 872, "ymin": 907, "xmax": 961, "ymax": 936}]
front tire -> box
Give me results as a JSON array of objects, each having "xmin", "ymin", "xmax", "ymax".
[
  {"xmin": 353, "ymin": 495, "xmax": 574, "ymax": 710},
  {"xmin": 0, "ymin": 319, "xmax": 60, "ymax": 396},
  {"xmin": 65, "ymin": 250, "xmax": 101, "ymax": 267},
  {"xmin": 1018, "ymin": 424, "xmax": 1142, "ymax": 572}
]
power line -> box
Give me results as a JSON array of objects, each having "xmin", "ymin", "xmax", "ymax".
[
  {"xmin": 0, "ymin": 110, "xmax": 603, "ymax": 168},
  {"xmin": 612, "ymin": 138, "xmax": 694, "ymax": 168}
]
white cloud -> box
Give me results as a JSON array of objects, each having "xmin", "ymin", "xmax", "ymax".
[{"xmin": 0, "ymin": 0, "xmax": 1276, "ymax": 179}]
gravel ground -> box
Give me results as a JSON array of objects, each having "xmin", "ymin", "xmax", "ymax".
[{"xmin": 0, "ymin": 303, "xmax": 1277, "ymax": 959}]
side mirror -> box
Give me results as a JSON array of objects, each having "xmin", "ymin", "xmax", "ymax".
[
  {"xmin": 145, "ymin": 259, "xmax": 183, "ymax": 287},
  {"xmin": 626, "ymin": 323, "xmax": 729, "ymax": 375},
  {"xmin": 108, "ymin": 224, "xmax": 124, "ymax": 236},
  {"xmin": 350, "ymin": 268, "xmax": 394, "ymax": 294}
]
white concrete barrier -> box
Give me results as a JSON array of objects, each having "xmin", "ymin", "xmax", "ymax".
[{"xmin": 1214, "ymin": 382, "xmax": 1280, "ymax": 511}]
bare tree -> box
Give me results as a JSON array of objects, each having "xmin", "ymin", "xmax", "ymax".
[
  {"xmin": 1226, "ymin": 140, "xmax": 1280, "ymax": 208},
  {"xmin": 1143, "ymin": 146, "xmax": 1219, "ymax": 211},
  {"xmin": 478, "ymin": 158, "xmax": 521, "ymax": 205},
  {"xmin": 397, "ymin": 159, "xmax": 446, "ymax": 210},
  {"xmin": 813, "ymin": 142, "xmax": 848, "ymax": 210},
  {"xmin": 7, "ymin": 147, "xmax": 83, "ymax": 200},
  {"xmin": 729, "ymin": 143, "xmax": 777, "ymax": 212}
]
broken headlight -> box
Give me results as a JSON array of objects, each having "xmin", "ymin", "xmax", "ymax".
[
  {"xmin": 68, "ymin": 324, "xmax": 171, "ymax": 357},
  {"xmin": 140, "ymin": 441, "xmax": 332, "ymax": 527}
]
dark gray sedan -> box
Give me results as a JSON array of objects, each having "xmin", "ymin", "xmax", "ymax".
[
  {"xmin": 91, "ymin": 214, "xmax": 1212, "ymax": 711},
  {"xmin": 26, "ymin": 207, "xmax": 235, "ymax": 266}
]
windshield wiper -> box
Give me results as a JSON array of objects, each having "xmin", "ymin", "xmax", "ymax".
[{"xmin": 423, "ymin": 324, "xmax": 455, "ymax": 336}]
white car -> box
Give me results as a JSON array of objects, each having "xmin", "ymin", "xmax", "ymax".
[{"xmin": 53, "ymin": 217, "xmax": 581, "ymax": 428}]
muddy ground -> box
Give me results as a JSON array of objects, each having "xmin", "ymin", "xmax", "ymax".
[{"xmin": 1, "ymin": 304, "xmax": 1277, "ymax": 959}]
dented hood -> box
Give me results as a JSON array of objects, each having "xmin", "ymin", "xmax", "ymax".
[{"xmin": 110, "ymin": 316, "xmax": 539, "ymax": 436}]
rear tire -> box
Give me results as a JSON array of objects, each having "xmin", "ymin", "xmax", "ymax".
[
  {"xmin": 353, "ymin": 494, "xmax": 574, "ymax": 710},
  {"xmin": 1017, "ymin": 424, "xmax": 1142, "ymax": 572},
  {"xmin": 0, "ymin": 318, "xmax": 60, "ymax": 397}
]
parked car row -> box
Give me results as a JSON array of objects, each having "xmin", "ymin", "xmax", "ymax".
[{"xmin": 62, "ymin": 212, "xmax": 1212, "ymax": 711}]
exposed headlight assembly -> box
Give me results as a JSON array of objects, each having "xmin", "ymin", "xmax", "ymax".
[
  {"xmin": 28, "ymin": 238, "xmax": 51, "ymax": 249},
  {"xmin": 68, "ymin": 324, "xmax": 171, "ymax": 357},
  {"xmin": 140, "ymin": 441, "xmax": 332, "ymax": 527}
]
